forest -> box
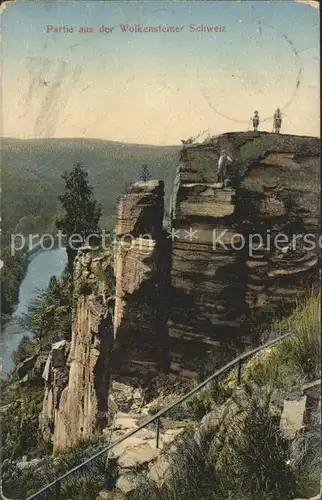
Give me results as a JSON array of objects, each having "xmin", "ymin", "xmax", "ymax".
[{"xmin": 1, "ymin": 138, "xmax": 178, "ymax": 320}]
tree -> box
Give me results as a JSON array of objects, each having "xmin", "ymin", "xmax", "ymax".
[
  {"xmin": 56, "ymin": 163, "xmax": 102, "ymax": 271},
  {"xmin": 139, "ymin": 164, "xmax": 151, "ymax": 182}
]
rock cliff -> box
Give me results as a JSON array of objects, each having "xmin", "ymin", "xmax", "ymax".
[
  {"xmin": 113, "ymin": 181, "xmax": 171, "ymax": 381},
  {"xmin": 41, "ymin": 132, "xmax": 320, "ymax": 449},
  {"xmin": 40, "ymin": 248, "xmax": 115, "ymax": 450},
  {"xmin": 169, "ymin": 132, "xmax": 319, "ymax": 376}
]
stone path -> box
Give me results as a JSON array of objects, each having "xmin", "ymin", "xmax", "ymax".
[
  {"xmin": 101, "ymin": 380, "xmax": 321, "ymax": 498},
  {"xmin": 105, "ymin": 412, "xmax": 185, "ymax": 495}
]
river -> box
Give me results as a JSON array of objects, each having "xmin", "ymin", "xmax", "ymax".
[{"xmin": 2, "ymin": 248, "xmax": 67, "ymax": 376}]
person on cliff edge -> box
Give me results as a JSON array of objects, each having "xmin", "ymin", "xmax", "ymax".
[
  {"xmin": 273, "ymin": 107, "xmax": 282, "ymax": 133},
  {"xmin": 217, "ymin": 149, "xmax": 233, "ymax": 187},
  {"xmin": 252, "ymin": 110, "xmax": 260, "ymax": 132}
]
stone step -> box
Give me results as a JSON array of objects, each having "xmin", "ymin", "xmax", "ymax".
[
  {"xmin": 109, "ymin": 412, "xmax": 186, "ymax": 495},
  {"xmin": 118, "ymin": 442, "xmax": 160, "ymax": 469}
]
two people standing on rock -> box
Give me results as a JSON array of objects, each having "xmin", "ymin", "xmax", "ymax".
[
  {"xmin": 216, "ymin": 107, "xmax": 283, "ymax": 185},
  {"xmin": 250, "ymin": 108, "xmax": 282, "ymax": 133}
]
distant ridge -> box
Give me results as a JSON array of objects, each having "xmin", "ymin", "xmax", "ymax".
[
  {"xmin": 1, "ymin": 137, "xmax": 179, "ymax": 149},
  {"xmin": 2, "ymin": 137, "xmax": 180, "ymax": 232}
]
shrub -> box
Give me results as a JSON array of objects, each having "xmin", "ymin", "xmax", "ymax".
[
  {"xmin": 27, "ymin": 271, "xmax": 72, "ymax": 347},
  {"xmin": 240, "ymin": 292, "xmax": 320, "ymax": 390},
  {"xmin": 276, "ymin": 293, "xmax": 321, "ymax": 381},
  {"xmin": 186, "ymin": 391, "xmax": 213, "ymax": 420},
  {"xmin": 217, "ymin": 383, "xmax": 297, "ymax": 500},
  {"xmin": 12, "ymin": 335, "xmax": 40, "ymax": 367},
  {"xmin": 291, "ymin": 423, "xmax": 322, "ymax": 497},
  {"xmin": 130, "ymin": 383, "xmax": 298, "ymax": 500},
  {"xmin": 2, "ymin": 436, "xmax": 116, "ymax": 500},
  {"xmin": 1, "ymin": 382, "xmax": 49, "ymax": 460},
  {"xmin": 130, "ymin": 425, "xmax": 221, "ymax": 500}
]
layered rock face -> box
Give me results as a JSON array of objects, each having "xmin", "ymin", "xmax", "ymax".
[
  {"xmin": 113, "ymin": 181, "xmax": 171, "ymax": 381},
  {"xmin": 39, "ymin": 340, "xmax": 70, "ymax": 445},
  {"xmin": 169, "ymin": 132, "xmax": 320, "ymax": 376},
  {"xmin": 41, "ymin": 132, "xmax": 319, "ymax": 449},
  {"xmin": 40, "ymin": 248, "xmax": 115, "ymax": 450}
]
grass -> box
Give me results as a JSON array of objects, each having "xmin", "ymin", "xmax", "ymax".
[
  {"xmin": 4, "ymin": 293, "xmax": 320, "ymax": 498},
  {"xmin": 128, "ymin": 293, "xmax": 321, "ymax": 499},
  {"xmin": 291, "ymin": 423, "xmax": 321, "ymax": 498},
  {"xmin": 129, "ymin": 383, "xmax": 298, "ymax": 500},
  {"xmin": 2, "ymin": 435, "xmax": 117, "ymax": 500},
  {"xmin": 211, "ymin": 292, "xmax": 320, "ymax": 402},
  {"xmin": 272, "ymin": 292, "xmax": 321, "ymax": 381},
  {"xmin": 149, "ymin": 292, "xmax": 320, "ymax": 425}
]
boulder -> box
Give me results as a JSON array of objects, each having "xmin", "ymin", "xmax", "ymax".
[{"xmin": 118, "ymin": 443, "xmax": 160, "ymax": 469}]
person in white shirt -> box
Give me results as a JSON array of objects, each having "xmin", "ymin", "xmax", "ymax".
[{"xmin": 217, "ymin": 150, "xmax": 233, "ymax": 185}]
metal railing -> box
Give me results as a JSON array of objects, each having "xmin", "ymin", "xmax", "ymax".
[{"xmin": 1, "ymin": 331, "xmax": 292, "ymax": 500}]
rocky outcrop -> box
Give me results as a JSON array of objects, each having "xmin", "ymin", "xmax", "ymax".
[
  {"xmin": 40, "ymin": 248, "xmax": 115, "ymax": 450},
  {"xmin": 41, "ymin": 132, "xmax": 320, "ymax": 450},
  {"xmin": 169, "ymin": 132, "xmax": 320, "ymax": 376},
  {"xmin": 113, "ymin": 181, "xmax": 171, "ymax": 381},
  {"xmin": 39, "ymin": 340, "xmax": 70, "ymax": 443}
]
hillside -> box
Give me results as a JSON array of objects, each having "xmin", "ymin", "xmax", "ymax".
[{"xmin": 1, "ymin": 138, "xmax": 180, "ymax": 231}]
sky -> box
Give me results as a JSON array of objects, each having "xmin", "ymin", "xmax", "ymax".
[{"xmin": 1, "ymin": 1, "xmax": 320, "ymax": 145}]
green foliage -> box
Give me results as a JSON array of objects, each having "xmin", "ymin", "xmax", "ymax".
[
  {"xmin": 1, "ymin": 139, "xmax": 178, "ymax": 315},
  {"xmin": 1, "ymin": 154, "xmax": 59, "ymax": 322},
  {"xmin": 56, "ymin": 162, "xmax": 102, "ymax": 241},
  {"xmin": 143, "ymin": 373, "xmax": 191, "ymax": 403},
  {"xmin": 129, "ymin": 295, "xmax": 320, "ymax": 500},
  {"xmin": 1, "ymin": 159, "xmax": 58, "ymax": 245},
  {"xmin": 0, "ymin": 247, "xmax": 28, "ymax": 320},
  {"xmin": 131, "ymin": 424, "xmax": 221, "ymax": 500},
  {"xmin": 274, "ymin": 293, "xmax": 321, "ymax": 381},
  {"xmin": 27, "ymin": 273, "xmax": 72, "ymax": 349},
  {"xmin": 291, "ymin": 423, "xmax": 321, "ymax": 497},
  {"xmin": 191, "ymin": 292, "xmax": 321, "ymax": 408},
  {"xmin": 12, "ymin": 336, "xmax": 40, "ymax": 367},
  {"xmin": 2, "ymin": 268, "xmax": 72, "ymax": 467},
  {"xmin": 2, "ymin": 435, "xmax": 116, "ymax": 500},
  {"xmin": 2, "ymin": 138, "xmax": 178, "ymax": 229},
  {"xmin": 196, "ymin": 349, "xmax": 236, "ymax": 384},
  {"xmin": 130, "ymin": 384, "xmax": 297, "ymax": 500},
  {"xmin": 139, "ymin": 164, "xmax": 151, "ymax": 182},
  {"xmin": 247, "ymin": 292, "xmax": 321, "ymax": 388},
  {"xmin": 186, "ymin": 391, "xmax": 213, "ymax": 420},
  {"xmin": 217, "ymin": 384, "xmax": 297, "ymax": 500},
  {"xmin": 0, "ymin": 380, "xmax": 50, "ymax": 460}
]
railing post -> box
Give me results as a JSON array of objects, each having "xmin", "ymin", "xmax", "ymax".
[
  {"xmin": 55, "ymin": 479, "xmax": 61, "ymax": 500},
  {"xmin": 156, "ymin": 417, "xmax": 160, "ymax": 449},
  {"xmin": 237, "ymin": 359, "xmax": 243, "ymax": 386}
]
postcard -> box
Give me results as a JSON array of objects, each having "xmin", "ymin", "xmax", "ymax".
[{"xmin": 1, "ymin": 1, "xmax": 320, "ymax": 499}]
